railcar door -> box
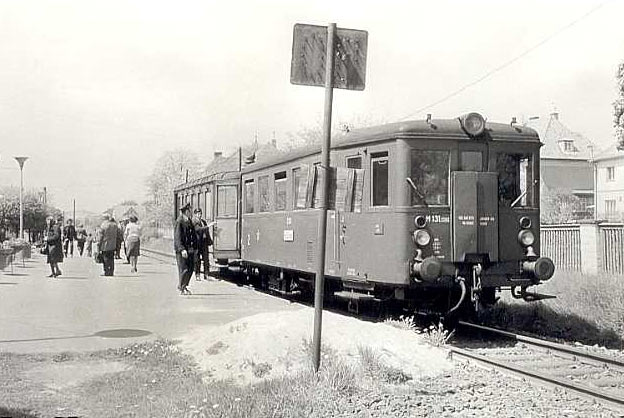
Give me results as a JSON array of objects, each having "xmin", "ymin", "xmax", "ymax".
[
  {"xmin": 214, "ymin": 183, "xmax": 239, "ymax": 252},
  {"xmin": 452, "ymin": 142, "xmax": 498, "ymax": 263}
]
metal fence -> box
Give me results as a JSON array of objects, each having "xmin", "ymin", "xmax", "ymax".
[
  {"xmin": 540, "ymin": 225, "xmax": 582, "ymax": 271},
  {"xmin": 600, "ymin": 224, "xmax": 624, "ymax": 275}
]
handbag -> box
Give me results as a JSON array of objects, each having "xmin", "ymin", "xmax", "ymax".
[
  {"xmin": 40, "ymin": 244, "xmax": 49, "ymax": 255},
  {"xmin": 95, "ymin": 252, "xmax": 103, "ymax": 264}
]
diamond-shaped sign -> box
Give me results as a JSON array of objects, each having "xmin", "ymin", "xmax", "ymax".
[{"xmin": 291, "ymin": 24, "xmax": 367, "ymax": 90}]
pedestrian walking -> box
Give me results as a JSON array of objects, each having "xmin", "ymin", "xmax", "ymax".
[
  {"xmin": 98, "ymin": 214, "xmax": 118, "ymax": 276},
  {"xmin": 85, "ymin": 232, "xmax": 94, "ymax": 257},
  {"xmin": 192, "ymin": 208, "xmax": 213, "ymax": 281},
  {"xmin": 124, "ymin": 215, "xmax": 141, "ymax": 273},
  {"xmin": 63, "ymin": 219, "xmax": 77, "ymax": 257},
  {"xmin": 174, "ymin": 203, "xmax": 197, "ymax": 295},
  {"xmin": 76, "ymin": 224, "xmax": 87, "ymax": 256},
  {"xmin": 111, "ymin": 218, "xmax": 124, "ymax": 260},
  {"xmin": 44, "ymin": 216, "xmax": 63, "ymax": 277}
]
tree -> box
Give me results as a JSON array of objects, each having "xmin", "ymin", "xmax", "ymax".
[
  {"xmin": 0, "ymin": 186, "xmax": 55, "ymax": 241},
  {"xmin": 145, "ymin": 149, "xmax": 203, "ymax": 226},
  {"xmin": 284, "ymin": 113, "xmax": 389, "ymax": 151},
  {"xmin": 541, "ymin": 189, "xmax": 586, "ymax": 224},
  {"xmin": 615, "ymin": 61, "xmax": 624, "ymax": 150}
]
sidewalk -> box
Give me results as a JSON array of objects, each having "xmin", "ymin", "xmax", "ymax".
[{"xmin": 0, "ymin": 252, "xmax": 299, "ymax": 353}]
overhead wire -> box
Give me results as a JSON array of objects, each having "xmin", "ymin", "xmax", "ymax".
[{"xmin": 398, "ymin": 0, "xmax": 613, "ymax": 121}]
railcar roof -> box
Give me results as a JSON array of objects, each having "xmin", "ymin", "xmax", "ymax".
[
  {"xmin": 174, "ymin": 170, "xmax": 240, "ymax": 192},
  {"xmin": 243, "ymin": 117, "xmax": 540, "ymax": 174}
]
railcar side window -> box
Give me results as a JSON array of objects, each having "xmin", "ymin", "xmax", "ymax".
[
  {"xmin": 244, "ymin": 179, "xmax": 255, "ymax": 214},
  {"xmin": 274, "ymin": 172, "xmax": 287, "ymax": 211},
  {"xmin": 346, "ymin": 156, "xmax": 362, "ymax": 169},
  {"xmin": 292, "ymin": 167, "xmax": 308, "ymax": 210},
  {"xmin": 410, "ymin": 150, "xmax": 449, "ymax": 205},
  {"xmin": 312, "ymin": 163, "xmax": 325, "ymax": 208},
  {"xmin": 217, "ymin": 185, "xmax": 237, "ymax": 217},
  {"xmin": 371, "ymin": 153, "xmax": 389, "ymax": 206},
  {"xmin": 496, "ymin": 153, "xmax": 533, "ymax": 206},
  {"xmin": 258, "ymin": 175, "xmax": 270, "ymax": 212}
]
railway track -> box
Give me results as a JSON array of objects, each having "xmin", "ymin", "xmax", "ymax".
[
  {"xmin": 453, "ymin": 321, "xmax": 624, "ymax": 412},
  {"xmin": 144, "ymin": 247, "xmax": 624, "ymax": 411}
]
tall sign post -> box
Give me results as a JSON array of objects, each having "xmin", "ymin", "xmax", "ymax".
[
  {"xmin": 14, "ymin": 157, "xmax": 29, "ymax": 240},
  {"xmin": 291, "ymin": 23, "xmax": 368, "ymax": 371}
]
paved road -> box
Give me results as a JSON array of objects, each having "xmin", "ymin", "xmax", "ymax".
[{"xmin": 0, "ymin": 252, "xmax": 299, "ymax": 353}]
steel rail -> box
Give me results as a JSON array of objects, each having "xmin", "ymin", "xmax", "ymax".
[
  {"xmin": 458, "ymin": 320, "xmax": 624, "ymax": 369},
  {"xmin": 450, "ymin": 346, "xmax": 624, "ymax": 408}
]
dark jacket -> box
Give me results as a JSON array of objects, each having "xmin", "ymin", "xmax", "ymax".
[
  {"xmin": 46, "ymin": 223, "xmax": 63, "ymax": 264},
  {"xmin": 63, "ymin": 225, "xmax": 76, "ymax": 240},
  {"xmin": 192, "ymin": 216, "xmax": 213, "ymax": 250},
  {"xmin": 174, "ymin": 214, "xmax": 197, "ymax": 253},
  {"xmin": 99, "ymin": 220, "xmax": 118, "ymax": 252}
]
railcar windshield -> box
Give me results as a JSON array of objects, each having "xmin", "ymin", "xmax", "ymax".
[
  {"xmin": 495, "ymin": 153, "xmax": 534, "ymax": 207},
  {"xmin": 410, "ymin": 150, "xmax": 450, "ymax": 206}
]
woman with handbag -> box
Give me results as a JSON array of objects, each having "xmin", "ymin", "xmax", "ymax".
[{"xmin": 44, "ymin": 216, "xmax": 63, "ymax": 277}]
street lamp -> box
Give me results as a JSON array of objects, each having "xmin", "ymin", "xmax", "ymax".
[{"xmin": 14, "ymin": 157, "xmax": 28, "ymax": 240}]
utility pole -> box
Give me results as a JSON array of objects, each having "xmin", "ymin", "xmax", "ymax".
[{"xmin": 73, "ymin": 199, "xmax": 76, "ymax": 227}]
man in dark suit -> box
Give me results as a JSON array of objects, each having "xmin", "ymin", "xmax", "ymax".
[
  {"xmin": 98, "ymin": 214, "xmax": 118, "ymax": 276},
  {"xmin": 174, "ymin": 203, "xmax": 197, "ymax": 295},
  {"xmin": 192, "ymin": 208, "xmax": 213, "ymax": 281},
  {"xmin": 63, "ymin": 219, "xmax": 77, "ymax": 257}
]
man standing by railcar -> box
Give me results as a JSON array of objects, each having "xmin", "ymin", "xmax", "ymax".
[
  {"xmin": 98, "ymin": 214, "xmax": 118, "ymax": 277},
  {"xmin": 174, "ymin": 203, "xmax": 197, "ymax": 295},
  {"xmin": 192, "ymin": 208, "xmax": 213, "ymax": 281}
]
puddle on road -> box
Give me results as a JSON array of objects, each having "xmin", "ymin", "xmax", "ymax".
[{"xmin": 93, "ymin": 329, "xmax": 152, "ymax": 338}]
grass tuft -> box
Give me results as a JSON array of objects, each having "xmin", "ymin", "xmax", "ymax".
[{"xmin": 482, "ymin": 271, "xmax": 624, "ymax": 348}]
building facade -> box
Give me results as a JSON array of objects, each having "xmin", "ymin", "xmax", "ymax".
[
  {"xmin": 594, "ymin": 144, "xmax": 624, "ymax": 221},
  {"xmin": 525, "ymin": 112, "xmax": 595, "ymax": 220}
]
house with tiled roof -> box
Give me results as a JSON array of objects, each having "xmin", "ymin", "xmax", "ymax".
[
  {"xmin": 525, "ymin": 112, "xmax": 595, "ymax": 217},
  {"xmin": 593, "ymin": 143, "xmax": 624, "ymax": 221}
]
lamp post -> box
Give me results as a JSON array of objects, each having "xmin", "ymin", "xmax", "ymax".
[{"xmin": 14, "ymin": 157, "xmax": 28, "ymax": 240}]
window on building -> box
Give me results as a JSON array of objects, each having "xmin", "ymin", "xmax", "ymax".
[
  {"xmin": 607, "ymin": 166, "xmax": 615, "ymax": 182},
  {"xmin": 244, "ymin": 180, "xmax": 255, "ymax": 213},
  {"xmin": 258, "ymin": 175, "xmax": 270, "ymax": 212},
  {"xmin": 496, "ymin": 153, "xmax": 534, "ymax": 207},
  {"xmin": 274, "ymin": 172, "xmax": 287, "ymax": 211},
  {"xmin": 217, "ymin": 185, "xmax": 237, "ymax": 217},
  {"xmin": 346, "ymin": 156, "xmax": 362, "ymax": 169},
  {"xmin": 410, "ymin": 150, "xmax": 450, "ymax": 205},
  {"xmin": 371, "ymin": 153, "xmax": 389, "ymax": 206},
  {"xmin": 560, "ymin": 140, "xmax": 575, "ymax": 153},
  {"xmin": 605, "ymin": 199, "xmax": 616, "ymax": 215},
  {"xmin": 293, "ymin": 167, "xmax": 308, "ymax": 210}
]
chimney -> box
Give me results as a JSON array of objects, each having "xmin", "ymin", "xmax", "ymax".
[{"xmin": 213, "ymin": 151, "xmax": 223, "ymax": 159}]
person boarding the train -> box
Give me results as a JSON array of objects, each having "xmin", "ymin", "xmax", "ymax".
[
  {"xmin": 192, "ymin": 208, "xmax": 213, "ymax": 281},
  {"xmin": 174, "ymin": 203, "xmax": 197, "ymax": 295}
]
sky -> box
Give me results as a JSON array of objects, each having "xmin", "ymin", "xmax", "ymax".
[{"xmin": 0, "ymin": 0, "xmax": 623, "ymax": 213}]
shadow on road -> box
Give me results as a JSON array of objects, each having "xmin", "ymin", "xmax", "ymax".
[{"xmin": 0, "ymin": 406, "xmax": 40, "ymax": 418}]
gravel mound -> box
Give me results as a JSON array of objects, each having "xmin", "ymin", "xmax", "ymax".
[{"xmin": 179, "ymin": 307, "xmax": 452, "ymax": 385}]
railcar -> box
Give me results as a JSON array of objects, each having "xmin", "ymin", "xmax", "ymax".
[{"xmin": 175, "ymin": 113, "xmax": 555, "ymax": 313}]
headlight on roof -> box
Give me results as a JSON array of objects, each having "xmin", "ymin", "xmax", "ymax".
[{"xmin": 459, "ymin": 112, "xmax": 486, "ymax": 137}]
